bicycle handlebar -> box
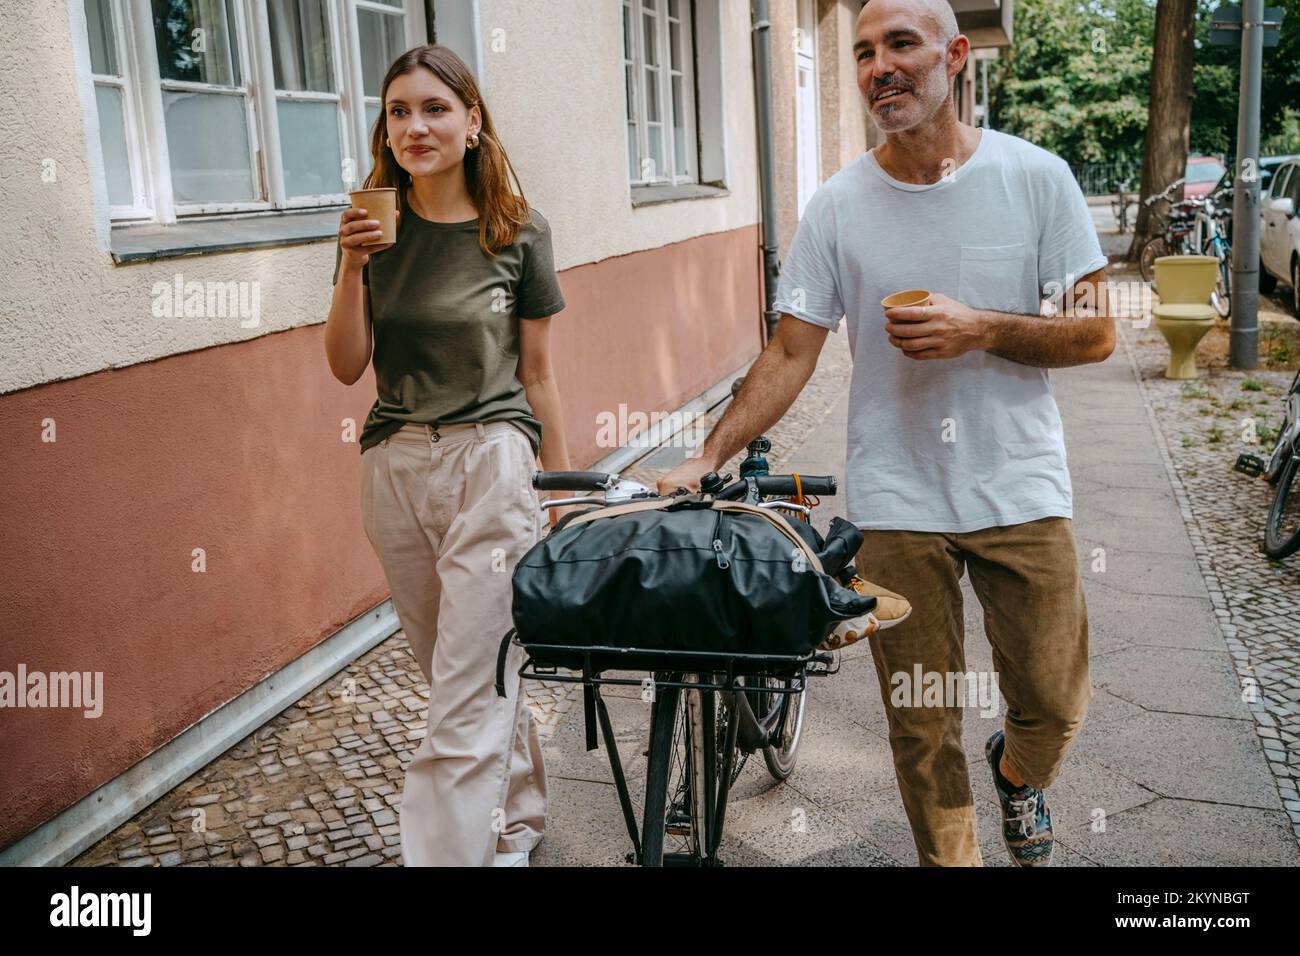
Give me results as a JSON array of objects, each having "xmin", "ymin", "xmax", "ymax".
[{"xmin": 535, "ymin": 470, "xmax": 838, "ymax": 499}]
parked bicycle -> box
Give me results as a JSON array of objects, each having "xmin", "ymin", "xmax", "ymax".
[
  {"xmin": 1110, "ymin": 177, "xmax": 1137, "ymax": 234},
  {"xmin": 1193, "ymin": 191, "xmax": 1233, "ymax": 318},
  {"xmin": 1236, "ymin": 369, "xmax": 1300, "ymax": 559},
  {"xmin": 1138, "ymin": 177, "xmax": 1196, "ymax": 281},
  {"xmin": 502, "ymin": 437, "xmax": 858, "ymax": 865}
]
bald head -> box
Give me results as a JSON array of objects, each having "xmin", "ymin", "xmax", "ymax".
[{"xmin": 860, "ymin": 0, "xmax": 959, "ymax": 46}]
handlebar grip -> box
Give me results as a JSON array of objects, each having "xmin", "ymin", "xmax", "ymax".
[
  {"xmin": 533, "ymin": 471, "xmax": 612, "ymax": 492},
  {"xmin": 755, "ymin": 474, "xmax": 837, "ymax": 496},
  {"xmin": 718, "ymin": 474, "xmax": 838, "ymax": 498}
]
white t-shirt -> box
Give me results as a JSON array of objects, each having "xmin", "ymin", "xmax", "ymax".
[{"xmin": 773, "ymin": 127, "xmax": 1107, "ymax": 533}]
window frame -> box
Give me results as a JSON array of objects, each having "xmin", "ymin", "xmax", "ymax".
[
  {"xmin": 85, "ymin": 0, "xmax": 427, "ymax": 225},
  {"xmin": 623, "ymin": 0, "xmax": 699, "ymax": 188},
  {"xmin": 88, "ymin": 0, "xmax": 154, "ymax": 219}
]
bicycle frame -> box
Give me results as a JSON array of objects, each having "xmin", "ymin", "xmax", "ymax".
[{"xmin": 513, "ymin": 644, "xmax": 835, "ymax": 865}]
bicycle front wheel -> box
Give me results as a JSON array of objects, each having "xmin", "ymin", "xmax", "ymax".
[
  {"xmin": 1264, "ymin": 448, "xmax": 1300, "ymax": 560},
  {"xmin": 751, "ymin": 675, "xmax": 809, "ymax": 780}
]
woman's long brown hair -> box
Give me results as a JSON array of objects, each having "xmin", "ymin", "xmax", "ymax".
[{"xmin": 363, "ymin": 45, "xmax": 529, "ymax": 256}]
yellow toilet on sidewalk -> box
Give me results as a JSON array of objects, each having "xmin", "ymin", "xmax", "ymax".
[{"xmin": 1153, "ymin": 255, "xmax": 1219, "ymax": 379}]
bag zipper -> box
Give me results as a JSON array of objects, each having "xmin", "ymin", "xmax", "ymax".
[{"xmin": 712, "ymin": 510, "xmax": 731, "ymax": 569}]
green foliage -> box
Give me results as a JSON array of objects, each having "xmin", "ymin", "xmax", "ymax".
[
  {"xmin": 990, "ymin": 0, "xmax": 1300, "ymax": 166},
  {"xmin": 990, "ymin": 0, "xmax": 1155, "ymax": 165}
]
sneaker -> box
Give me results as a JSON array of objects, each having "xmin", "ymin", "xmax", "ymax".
[
  {"xmin": 819, "ymin": 575, "xmax": 912, "ymax": 650},
  {"xmin": 492, "ymin": 850, "xmax": 529, "ymax": 867},
  {"xmin": 985, "ymin": 730, "xmax": 1054, "ymax": 867}
]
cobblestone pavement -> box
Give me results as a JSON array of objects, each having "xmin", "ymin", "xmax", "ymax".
[
  {"xmin": 72, "ymin": 331, "xmax": 854, "ymax": 867},
  {"xmin": 1116, "ymin": 275, "xmax": 1300, "ymax": 843}
]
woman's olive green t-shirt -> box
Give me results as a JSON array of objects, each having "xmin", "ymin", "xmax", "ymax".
[{"xmin": 332, "ymin": 192, "xmax": 566, "ymax": 456}]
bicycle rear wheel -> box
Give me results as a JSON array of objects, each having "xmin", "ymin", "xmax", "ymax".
[
  {"xmin": 641, "ymin": 675, "xmax": 719, "ymax": 865},
  {"xmin": 640, "ymin": 680, "xmax": 681, "ymax": 867},
  {"xmin": 1139, "ymin": 237, "xmax": 1168, "ymax": 283}
]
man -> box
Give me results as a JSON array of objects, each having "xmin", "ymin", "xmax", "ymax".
[{"xmin": 658, "ymin": 0, "xmax": 1112, "ymax": 866}]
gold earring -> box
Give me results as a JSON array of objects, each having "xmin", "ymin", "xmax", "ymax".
[{"xmin": 467, "ymin": 132, "xmax": 480, "ymax": 149}]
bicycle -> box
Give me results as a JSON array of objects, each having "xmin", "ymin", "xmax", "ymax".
[
  {"xmin": 1138, "ymin": 177, "xmax": 1196, "ymax": 282},
  {"xmin": 509, "ymin": 437, "xmax": 845, "ymax": 865},
  {"xmin": 1236, "ymin": 368, "xmax": 1300, "ymax": 559},
  {"xmin": 1193, "ymin": 191, "xmax": 1233, "ymax": 318},
  {"xmin": 1110, "ymin": 178, "xmax": 1137, "ymax": 234}
]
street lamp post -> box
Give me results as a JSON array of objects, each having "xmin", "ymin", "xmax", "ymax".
[{"xmin": 1228, "ymin": 0, "xmax": 1265, "ymax": 369}]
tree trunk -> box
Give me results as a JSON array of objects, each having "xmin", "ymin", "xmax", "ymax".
[{"xmin": 1127, "ymin": 0, "xmax": 1197, "ymax": 260}]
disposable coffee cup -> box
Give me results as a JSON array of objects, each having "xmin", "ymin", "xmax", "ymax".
[
  {"xmin": 881, "ymin": 289, "xmax": 932, "ymax": 310},
  {"xmin": 348, "ymin": 188, "xmax": 398, "ymax": 246}
]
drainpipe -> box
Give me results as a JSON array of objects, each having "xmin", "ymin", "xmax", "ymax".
[{"xmin": 752, "ymin": 0, "xmax": 781, "ymax": 343}]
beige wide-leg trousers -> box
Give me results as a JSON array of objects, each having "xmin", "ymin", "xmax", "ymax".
[{"xmin": 360, "ymin": 419, "xmax": 547, "ymax": 866}]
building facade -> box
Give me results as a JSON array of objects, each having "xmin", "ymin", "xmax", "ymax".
[{"xmin": 0, "ymin": 0, "xmax": 1011, "ymax": 859}]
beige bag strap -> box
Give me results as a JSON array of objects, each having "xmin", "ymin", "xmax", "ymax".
[
  {"xmin": 712, "ymin": 501, "xmax": 825, "ymax": 574},
  {"xmin": 563, "ymin": 496, "xmax": 680, "ymax": 528},
  {"xmin": 562, "ymin": 496, "xmax": 825, "ymax": 575}
]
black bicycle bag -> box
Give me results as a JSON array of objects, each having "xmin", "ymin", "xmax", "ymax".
[{"xmin": 507, "ymin": 495, "xmax": 875, "ymax": 669}]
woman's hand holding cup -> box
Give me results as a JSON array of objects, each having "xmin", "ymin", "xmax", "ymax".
[{"xmin": 339, "ymin": 190, "xmax": 400, "ymax": 272}]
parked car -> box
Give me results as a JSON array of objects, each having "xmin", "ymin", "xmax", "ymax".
[
  {"xmin": 1208, "ymin": 154, "xmax": 1297, "ymax": 243},
  {"xmin": 1260, "ymin": 157, "xmax": 1300, "ymax": 317},
  {"xmin": 1185, "ymin": 156, "xmax": 1227, "ymax": 200},
  {"xmin": 1209, "ymin": 154, "xmax": 1295, "ymax": 203}
]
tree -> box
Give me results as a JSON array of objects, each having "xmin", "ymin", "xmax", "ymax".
[
  {"xmin": 1128, "ymin": 0, "xmax": 1197, "ymax": 259},
  {"xmin": 989, "ymin": 0, "xmax": 1153, "ymax": 168}
]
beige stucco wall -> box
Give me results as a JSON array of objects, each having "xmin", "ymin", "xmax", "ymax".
[
  {"xmin": 477, "ymin": 0, "xmax": 761, "ymax": 276},
  {"xmin": 1, "ymin": 0, "xmax": 760, "ymax": 396}
]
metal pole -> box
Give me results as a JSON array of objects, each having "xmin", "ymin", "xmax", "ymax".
[
  {"xmin": 1230, "ymin": 0, "xmax": 1264, "ymax": 369},
  {"xmin": 752, "ymin": 0, "xmax": 781, "ymax": 343}
]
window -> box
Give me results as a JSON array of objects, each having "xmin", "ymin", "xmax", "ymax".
[
  {"xmin": 1285, "ymin": 165, "xmax": 1300, "ymax": 207},
  {"xmin": 81, "ymin": 0, "xmax": 427, "ymax": 223},
  {"xmin": 1270, "ymin": 164, "xmax": 1294, "ymax": 202},
  {"xmin": 623, "ymin": 0, "xmax": 698, "ymax": 186}
]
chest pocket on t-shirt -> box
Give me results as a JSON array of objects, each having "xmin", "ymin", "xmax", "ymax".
[{"xmin": 957, "ymin": 241, "xmax": 1027, "ymax": 312}]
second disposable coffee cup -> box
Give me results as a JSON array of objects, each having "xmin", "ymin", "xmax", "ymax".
[
  {"xmin": 348, "ymin": 188, "xmax": 398, "ymax": 245},
  {"xmin": 881, "ymin": 289, "xmax": 932, "ymax": 310}
]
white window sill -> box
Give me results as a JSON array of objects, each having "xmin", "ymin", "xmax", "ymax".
[
  {"xmin": 110, "ymin": 207, "xmax": 346, "ymax": 264},
  {"xmin": 630, "ymin": 182, "xmax": 729, "ymax": 207}
]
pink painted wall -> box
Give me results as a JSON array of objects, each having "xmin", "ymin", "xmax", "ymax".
[{"xmin": 0, "ymin": 224, "xmax": 763, "ymax": 850}]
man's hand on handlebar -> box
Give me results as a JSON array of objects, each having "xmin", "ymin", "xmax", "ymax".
[{"xmin": 656, "ymin": 456, "xmax": 717, "ymax": 495}]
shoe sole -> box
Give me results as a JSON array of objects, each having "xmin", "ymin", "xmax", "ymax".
[{"xmin": 819, "ymin": 605, "xmax": 913, "ymax": 650}]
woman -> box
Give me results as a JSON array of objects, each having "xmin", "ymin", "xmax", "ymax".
[{"xmin": 325, "ymin": 44, "xmax": 570, "ymax": 867}]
